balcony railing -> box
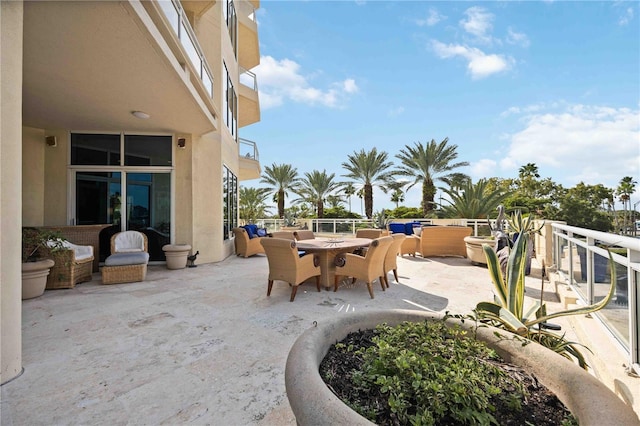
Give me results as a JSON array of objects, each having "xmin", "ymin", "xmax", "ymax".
[
  {"xmin": 239, "ymin": 67, "xmax": 258, "ymax": 91},
  {"xmin": 158, "ymin": 0, "xmax": 214, "ymax": 98},
  {"xmin": 239, "ymin": 138, "xmax": 259, "ymax": 161},
  {"xmin": 552, "ymin": 222, "xmax": 640, "ymax": 375}
]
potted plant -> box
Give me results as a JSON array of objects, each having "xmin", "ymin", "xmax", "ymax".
[
  {"xmin": 21, "ymin": 227, "xmax": 63, "ymax": 299},
  {"xmin": 284, "ymin": 230, "xmax": 639, "ymax": 425}
]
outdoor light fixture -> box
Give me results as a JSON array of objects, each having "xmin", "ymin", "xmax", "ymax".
[
  {"xmin": 131, "ymin": 110, "xmax": 150, "ymax": 119},
  {"xmin": 45, "ymin": 136, "xmax": 57, "ymax": 147},
  {"xmin": 177, "ymin": 138, "xmax": 186, "ymax": 148}
]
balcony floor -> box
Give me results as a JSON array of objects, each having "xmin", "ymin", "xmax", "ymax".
[{"xmin": 2, "ymin": 254, "xmax": 638, "ymax": 423}]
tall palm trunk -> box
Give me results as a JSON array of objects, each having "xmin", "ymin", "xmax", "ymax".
[
  {"xmin": 317, "ymin": 200, "xmax": 324, "ymax": 218},
  {"xmin": 421, "ymin": 178, "xmax": 436, "ymax": 215},
  {"xmin": 364, "ymin": 183, "xmax": 373, "ymax": 219},
  {"xmin": 278, "ymin": 189, "xmax": 285, "ymax": 218}
]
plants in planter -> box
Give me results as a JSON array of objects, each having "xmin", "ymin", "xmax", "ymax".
[
  {"xmin": 476, "ymin": 229, "xmax": 617, "ymax": 369},
  {"xmin": 285, "ymin": 310, "xmax": 639, "ymax": 426},
  {"xmin": 21, "ymin": 227, "xmax": 64, "ymax": 299}
]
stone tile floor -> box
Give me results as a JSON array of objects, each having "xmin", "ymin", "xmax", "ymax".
[{"xmin": 1, "ymin": 254, "xmax": 638, "ymax": 424}]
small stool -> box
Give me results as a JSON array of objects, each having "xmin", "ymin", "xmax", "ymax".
[{"xmin": 101, "ymin": 252, "xmax": 149, "ymax": 285}]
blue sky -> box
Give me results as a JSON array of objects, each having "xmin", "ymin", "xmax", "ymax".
[{"xmin": 241, "ymin": 1, "xmax": 639, "ymax": 213}]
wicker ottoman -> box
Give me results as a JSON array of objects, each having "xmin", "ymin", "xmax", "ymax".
[{"xmin": 101, "ymin": 252, "xmax": 149, "ymax": 285}]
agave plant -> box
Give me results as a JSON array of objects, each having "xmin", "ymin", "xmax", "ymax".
[{"xmin": 476, "ymin": 230, "xmax": 617, "ymax": 369}]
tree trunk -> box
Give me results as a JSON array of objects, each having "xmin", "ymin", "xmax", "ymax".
[
  {"xmin": 317, "ymin": 200, "xmax": 324, "ymax": 218},
  {"xmin": 421, "ymin": 179, "xmax": 436, "ymax": 216},
  {"xmin": 364, "ymin": 184, "xmax": 373, "ymax": 219},
  {"xmin": 278, "ymin": 189, "xmax": 285, "ymax": 218}
]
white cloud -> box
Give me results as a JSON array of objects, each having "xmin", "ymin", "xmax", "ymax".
[
  {"xmin": 470, "ymin": 159, "xmax": 498, "ymax": 178},
  {"xmin": 506, "ymin": 27, "xmax": 530, "ymax": 48},
  {"xmin": 253, "ymin": 55, "xmax": 358, "ymax": 109},
  {"xmin": 485, "ymin": 105, "xmax": 640, "ymax": 187},
  {"xmin": 618, "ymin": 7, "xmax": 634, "ymax": 26},
  {"xmin": 416, "ymin": 8, "xmax": 446, "ymax": 26},
  {"xmin": 431, "ymin": 41, "xmax": 513, "ymax": 79},
  {"xmin": 459, "ymin": 6, "xmax": 494, "ymax": 44}
]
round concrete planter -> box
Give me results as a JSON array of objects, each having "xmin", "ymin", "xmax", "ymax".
[
  {"xmin": 285, "ymin": 309, "xmax": 639, "ymax": 426},
  {"xmin": 21, "ymin": 259, "xmax": 55, "ymax": 300},
  {"xmin": 464, "ymin": 236, "xmax": 495, "ymax": 265},
  {"xmin": 162, "ymin": 244, "xmax": 192, "ymax": 270}
]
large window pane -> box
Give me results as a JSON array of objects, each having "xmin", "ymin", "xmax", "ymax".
[
  {"xmin": 223, "ymin": 166, "xmax": 237, "ymax": 240},
  {"xmin": 124, "ymin": 135, "xmax": 172, "ymax": 166},
  {"xmin": 71, "ymin": 134, "xmax": 120, "ymax": 165}
]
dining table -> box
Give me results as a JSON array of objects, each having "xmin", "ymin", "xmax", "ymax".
[{"xmin": 295, "ymin": 237, "xmax": 372, "ymax": 289}]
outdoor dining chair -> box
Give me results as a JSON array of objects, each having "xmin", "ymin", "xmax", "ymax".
[
  {"xmin": 333, "ymin": 236, "xmax": 393, "ymax": 299},
  {"xmin": 260, "ymin": 238, "xmax": 321, "ymax": 302},
  {"xmin": 383, "ymin": 233, "xmax": 406, "ymax": 287}
]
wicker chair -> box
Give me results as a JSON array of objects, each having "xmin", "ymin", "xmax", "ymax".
[
  {"xmin": 260, "ymin": 238, "xmax": 321, "ymax": 302},
  {"xmin": 355, "ymin": 228, "xmax": 382, "ymax": 239},
  {"xmin": 46, "ymin": 240, "xmax": 94, "ymax": 289},
  {"xmin": 419, "ymin": 226, "xmax": 472, "ymax": 258},
  {"xmin": 269, "ymin": 231, "xmax": 296, "ymax": 240},
  {"xmin": 232, "ymin": 227, "xmax": 265, "ymax": 257},
  {"xmin": 334, "ymin": 236, "xmax": 393, "ymax": 299},
  {"xmin": 101, "ymin": 231, "xmax": 149, "ymax": 285},
  {"xmin": 293, "ymin": 230, "xmax": 315, "ymax": 241},
  {"xmin": 382, "ymin": 233, "xmax": 406, "ymax": 287}
]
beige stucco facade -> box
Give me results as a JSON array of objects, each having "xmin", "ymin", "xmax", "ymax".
[{"xmin": 1, "ymin": 0, "xmax": 261, "ymax": 384}]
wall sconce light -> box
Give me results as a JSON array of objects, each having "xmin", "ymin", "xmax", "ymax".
[
  {"xmin": 177, "ymin": 138, "xmax": 186, "ymax": 149},
  {"xmin": 45, "ymin": 136, "xmax": 57, "ymax": 147}
]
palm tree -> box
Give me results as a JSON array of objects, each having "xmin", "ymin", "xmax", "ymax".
[
  {"xmin": 518, "ymin": 163, "xmax": 541, "ymax": 198},
  {"xmin": 326, "ymin": 194, "xmax": 344, "ymax": 209},
  {"xmin": 239, "ymin": 186, "xmax": 271, "ymax": 224},
  {"xmin": 616, "ymin": 176, "xmax": 637, "ymax": 233},
  {"xmin": 342, "ymin": 182, "xmax": 356, "ymax": 212},
  {"xmin": 383, "ymin": 179, "xmax": 406, "ymax": 208},
  {"xmin": 260, "ymin": 163, "xmax": 300, "ymax": 219},
  {"xmin": 395, "ymin": 138, "xmax": 469, "ymax": 216},
  {"xmin": 294, "ymin": 170, "xmax": 340, "ymax": 218},
  {"xmin": 440, "ymin": 179, "xmax": 510, "ymax": 219},
  {"xmin": 342, "ymin": 148, "xmax": 396, "ymax": 219}
]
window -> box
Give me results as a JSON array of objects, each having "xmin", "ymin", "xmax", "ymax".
[
  {"xmin": 225, "ymin": 0, "xmax": 237, "ymax": 58},
  {"xmin": 223, "ymin": 165, "xmax": 238, "ymax": 240},
  {"xmin": 71, "ymin": 133, "xmax": 172, "ymax": 261},
  {"xmin": 223, "ymin": 63, "xmax": 238, "ymax": 141}
]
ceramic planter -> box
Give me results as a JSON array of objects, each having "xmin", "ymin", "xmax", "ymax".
[
  {"xmin": 464, "ymin": 236, "xmax": 494, "ymax": 265},
  {"xmin": 285, "ymin": 309, "xmax": 639, "ymax": 426},
  {"xmin": 21, "ymin": 259, "xmax": 55, "ymax": 300},
  {"xmin": 162, "ymin": 244, "xmax": 192, "ymax": 270}
]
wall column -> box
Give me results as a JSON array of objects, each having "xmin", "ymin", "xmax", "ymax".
[{"xmin": 1, "ymin": 0, "xmax": 24, "ymax": 384}]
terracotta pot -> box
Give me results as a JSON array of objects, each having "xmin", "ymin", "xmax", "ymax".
[
  {"xmin": 162, "ymin": 244, "xmax": 192, "ymax": 270},
  {"xmin": 21, "ymin": 259, "xmax": 55, "ymax": 300},
  {"xmin": 464, "ymin": 236, "xmax": 495, "ymax": 265},
  {"xmin": 285, "ymin": 309, "xmax": 639, "ymax": 426}
]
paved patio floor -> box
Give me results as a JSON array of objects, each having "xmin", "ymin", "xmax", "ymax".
[{"xmin": 2, "ymin": 254, "xmax": 638, "ymax": 424}]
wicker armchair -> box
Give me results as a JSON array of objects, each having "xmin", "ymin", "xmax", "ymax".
[
  {"xmin": 46, "ymin": 241, "xmax": 94, "ymax": 289},
  {"xmin": 334, "ymin": 236, "xmax": 393, "ymax": 299},
  {"xmin": 293, "ymin": 230, "xmax": 315, "ymax": 241},
  {"xmin": 419, "ymin": 226, "xmax": 472, "ymax": 258},
  {"xmin": 382, "ymin": 233, "xmax": 406, "ymax": 287},
  {"xmin": 269, "ymin": 231, "xmax": 296, "ymax": 240},
  {"xmin": 260, "ymin": 238, "xmax": 321, "ymax": 302},
  {"xmin": 232, "ymin": 227, "xmax": 265, "ymax": 257},
  {"xmin": 355, "ymin": 228, "xmax": 382, "ymax": 239},
  {"xmin": 101, "ymin": 231, "xmax": 149, "ymax": 285}
]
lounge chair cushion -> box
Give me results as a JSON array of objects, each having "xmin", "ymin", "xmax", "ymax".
[
  {"xmin": 105, "ymin": 252, "xmax": 149, "ymax": 266},
  {"xmin": 257, "ymin": 228, "xmax": 268, "ymax": 237},
  {"xmin": 243, "ymin": 224, "xmax": 259, "ymax": 238},
  {"xmin": 113, "ymin": 231, "xmax": 146, "ymax": 252},
  {"xmin": 388, "ymin": 223, "xmax": 405, "ymax": 234},
  {"xmin": 47, "ymin": 239, "xmax": 94, "ymax": 261}
]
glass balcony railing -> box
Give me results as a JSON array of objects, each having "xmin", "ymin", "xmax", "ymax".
[
  {"xmin": 552, "ymin": 223, "xmax": 640, "ymax": 375},
  {"xmin": 239, "ymin": 138, "xmax": 259, "ymax": 161},
  {"xmin": 158, "ymin": 0, "xmax": 214, "ymax": 98},
  {"xmin": 239, "ymin": 67, "xmax": 258, "ymax": 91}
]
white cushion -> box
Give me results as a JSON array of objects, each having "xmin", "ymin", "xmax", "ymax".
[
  {"xmin": 46, "ymin": 239, "xmax": 94, "ymax": 261},
  {"xmin": 114, "ymin": 231, "xmax": 145, "ymax": 253}
]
